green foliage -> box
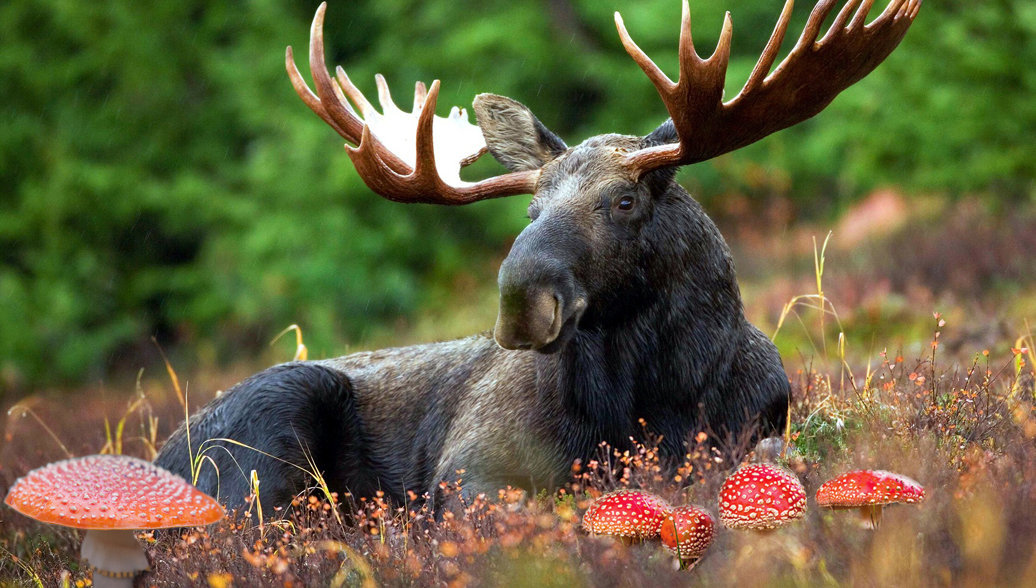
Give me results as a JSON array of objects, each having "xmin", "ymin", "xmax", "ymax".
[
  {"xmin": 763, "ymin": 0, "xmax": 1036, "ymax": 203},
  {"xmin": 0, "ymin": 0, "xmax": 1031, "ymax": 391}
]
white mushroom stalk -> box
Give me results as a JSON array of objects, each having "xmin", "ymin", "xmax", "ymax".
[{"xmin": 81, "ymin": 530, "xmax": 150, "ymax": 588}]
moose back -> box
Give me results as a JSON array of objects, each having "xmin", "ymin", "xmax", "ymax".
[{"xmin": 155, "ymin": 0, "xmax": 920, "ymax": 511}]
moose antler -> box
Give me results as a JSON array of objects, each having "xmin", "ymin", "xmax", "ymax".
[
  {"xmin": 617, "ymin": 0, "xmax": 922, "ymax": 178},
  {"xmin": 285, "ymin": 2, "xmax": 539, "ymax": 204}
]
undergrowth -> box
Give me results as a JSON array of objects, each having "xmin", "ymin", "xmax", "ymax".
[
  {"xmin": 2, "ymin": 327, "xmax": 1034, "ymax": 586},
  {"xmin": 2, "ymin": 209, "xmax": 1036, "ymax": 586}
]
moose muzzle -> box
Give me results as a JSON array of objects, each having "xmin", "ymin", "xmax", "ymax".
[{"xmin": 494, "ymin": 221, "xmax": 587, "ymax": 352}]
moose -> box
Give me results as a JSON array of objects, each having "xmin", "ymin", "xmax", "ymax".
[{"xmin": 156, "ymin": 0, "xmax": 920, "ymax": 512}]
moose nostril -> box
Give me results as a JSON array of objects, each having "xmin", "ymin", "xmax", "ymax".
[
  {"xmin": 550, "ymin": 294, "xmax": 564, "ymax": 332},
  {"xmin": 493, "ymin": 286, "xmax": 567, "ymax": 351}
]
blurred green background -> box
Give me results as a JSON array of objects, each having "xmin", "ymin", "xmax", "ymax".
[{"xmin": 0, "ymin": 0, "xmax": 1033, "ymax": 397}]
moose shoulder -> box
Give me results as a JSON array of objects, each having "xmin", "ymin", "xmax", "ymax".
[{"xmin": 155, "ymin": 0, "xmax": 921, "ymax": 512}]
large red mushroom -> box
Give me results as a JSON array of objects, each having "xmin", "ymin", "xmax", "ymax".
[
  {"xmin": 816, "ymin": 469, "xmax": 925, "ymax": 528},
  {"xmin": 582, "ymin": 489, "xmax": 671, "ymax": 540},
  {"xmin": 660, "ymin": 504, "xmax": 714, "ymax": 569},
  {"xmin": 4, "ymin": 454, "xmax": 224, "ymax": 587},
  {"xmin": 718, "ymin": 463, "xmax": 806, "ymax": 531}
]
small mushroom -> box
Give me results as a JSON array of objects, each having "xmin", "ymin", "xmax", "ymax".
[
  {"xmin": 718, "ymin": 463, "xmax": 806, "ymax": 531},
  {"xmin": 4, "ymin": 454, "xmax": 224, "ymax": 587},
  {"xmin": 815, "ymin": 469, "xmax": 925, "ymax": 528},
  {"xmin": 582, "ymin": 489, "xmax": 671, "ymax": 540},
  {"xmin": 660, "ymin": 504, "xmax": 714, "ymax": 569}
]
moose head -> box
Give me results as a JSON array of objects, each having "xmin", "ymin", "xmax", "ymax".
[{"xmin": 287, "ymin": 0, "xmax": 919, "ymax": 355}]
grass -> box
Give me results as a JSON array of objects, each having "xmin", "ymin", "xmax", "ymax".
[{"xmin": 1, "ymin": 196, "xmax": 1035, "ymax": 586}]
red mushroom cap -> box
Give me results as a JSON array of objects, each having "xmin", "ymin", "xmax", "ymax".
[
  {"xmin": 660, "ymin": 505, "xmax": 715, "ymax": 562},
  {"xmin": 816, "ymin": 470, "xmax": 925, "ymax": 508},
  {"xmin": 719, "ymin": 463, "xmax": 806, "ymax": 531},
  {"xmin": 582, "ymin": 489, "xmax": 671, "ymax": 539},
  {"xmin": 4, "ymin": 455, "xmax": 224, "ymax": 530}
]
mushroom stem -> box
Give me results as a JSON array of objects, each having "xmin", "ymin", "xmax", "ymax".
[
  {"xmin": 677, "ymin": 556, "xmax": 702, "ymax": 571},
  {"xmin": 89, "ymin": 573, "xmax": 136, "ymax": 588},
  {"xmin": 81, "ymin": 529, "xmax": 148, "ymax": 588},
  {"xmin": 859, "ymin": 504, "xmax": 884, "ymax": 529}
]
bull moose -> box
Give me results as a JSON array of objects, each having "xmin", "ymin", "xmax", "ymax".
[{"xmin": 155, "ymin": 0, "xmax": 921, "ymax": 512}]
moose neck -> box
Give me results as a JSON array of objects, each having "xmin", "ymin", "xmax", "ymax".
[{"xmin": 536, "ymin": 184, "xmax": 746, "ymax": 458}]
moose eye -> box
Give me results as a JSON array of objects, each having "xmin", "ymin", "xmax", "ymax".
[{"xmin": 616, "ymin": 195, "xmax": 635, "ymax": 211}]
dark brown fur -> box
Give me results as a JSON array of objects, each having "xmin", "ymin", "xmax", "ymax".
[{"xmin": 155, "ymin": 98, "xmax": 789, "ymax": 513}]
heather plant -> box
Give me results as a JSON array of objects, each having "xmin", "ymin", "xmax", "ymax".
[{"xmin": 3, "ymin": 322, "xmax": 1032, "ymax": 585}]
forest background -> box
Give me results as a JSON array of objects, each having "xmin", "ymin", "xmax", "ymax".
[{"xmin": 1, "ymin": 0, "xmax": 1032, "ymax": 402}]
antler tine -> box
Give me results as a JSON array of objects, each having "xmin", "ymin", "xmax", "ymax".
[
  {"xmin": 871, "ymin": 0, "xmax": 920, "ymax": 30},
  {"xmin": 672, "ymin": 3, "xmax": 732, "ymax": 163},
  {"xmin": 414, "ymin": 81, "xmax": 428, "ymax": 111},
  {"xmin": 306, "ymin": 3, "xmax": 364, "ymax": 143},
  {"xmin": 375, "ymin": 74, "xmax": 405, "ymax": 116},
  {"xmin": 412, "ymin": 80, "xmax": 442, "ymax": 179},
  {"xmin": 675, "ymin": 0, "xmax": 704, "ymax": 69},
  {"xmin": 785, "ymin": 0, "xmax": 840, "ymax": 59},
  {"xmin": 623, "ymin": 0, "xmax": 922, "ymax": 177},
  {"xmin": 742, "ymin": 0, "xmax": 795, "ymax": 95},
  {"xmin": 707, "ymin": 13, "xmax": 734, "ymax": 89},
  {"xmin": 286, "ymin": 46, "xmax": 347, "ymax": 139},
  {"xmin": 614, "ymin": 11, "xmax": 676, "ymax": 93},
  {"xmin": 335, "ymin": 66, "xmax": 377, "ymax": 119},
  {"xmin": 328, "ymin": 77, "xmax": 356, "ymax": 117},
  {"xmin": 830, "ymin": 0, "xmax": 867, "ymax": 36},
  {"xmin": 841, "ymin": 0, "xmax": 874, "ymax": 31}
]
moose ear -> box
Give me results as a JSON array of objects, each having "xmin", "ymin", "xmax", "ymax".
[
  {"xmin": 644, "ymin": 118, "xmax": 679, "ymax": 148},
  {"xmin": 473, "ymin": 94, "xmax": 567, "ymax": 172}
]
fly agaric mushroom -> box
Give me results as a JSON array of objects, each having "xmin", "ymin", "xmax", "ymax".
[
  {"xmin": 719, "ymin": 463, "xmax": 806, "ymax": 531},
  {"xmin": 816, "ymin": 469, "xmax": 925, "ymax": 528},
  {"xmin": 582, "ymin": 489, "xmax": 671, "ymax": 540},
  {"xmin": 660, "ymin": 504, "xmax": 714, "ymax": 569},
  {"xmin": 4, "ymin": 454, "xmax": 224, "ymax": 587}
]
